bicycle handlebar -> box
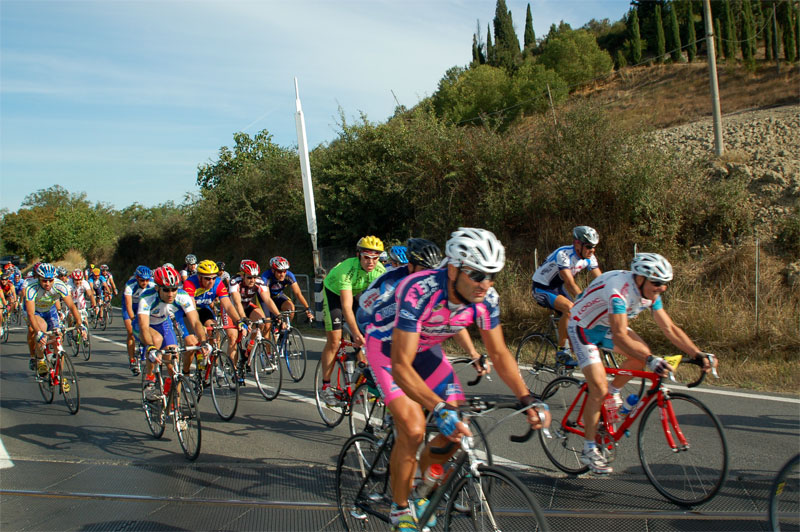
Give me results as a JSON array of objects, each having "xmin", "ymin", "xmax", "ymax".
[{"xmin": 671, "ymin": 353, "xmax": 718, "ymax": 388}]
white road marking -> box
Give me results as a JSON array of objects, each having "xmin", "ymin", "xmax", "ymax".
[{"xmin": 0, "ymin": 436, "xmax": 14, "ymax": 469}]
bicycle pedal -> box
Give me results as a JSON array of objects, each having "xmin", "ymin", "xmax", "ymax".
[{"xmin": 62, "ymin": 382, "xmax": 71, "ymax": 393}]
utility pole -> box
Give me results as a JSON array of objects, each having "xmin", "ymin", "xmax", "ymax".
[{"xmin": 703, "ymin": 0, "xmax": 724, "ymax": 156}]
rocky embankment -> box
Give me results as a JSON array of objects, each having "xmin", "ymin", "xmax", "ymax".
[{"xmin": 647, "ymin": 104, "xmax": 799, "ymax": 283}]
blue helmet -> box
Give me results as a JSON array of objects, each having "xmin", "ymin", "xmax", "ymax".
[
  {"xmin": 135, "ymin": 265, "xmax": 153, "ymax": 280},
  {"xmin": 388, "ymin": 245, "xmax": 408, "ymax": 264},
  {"xmin": 36, "ymin": 263, "xmax": 57, "ymax": 279}
]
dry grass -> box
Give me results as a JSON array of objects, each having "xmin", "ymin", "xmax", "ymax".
[
  {"xmin": 570, "ymin": 62, "xmax": 799, "ymax": 132},
  {"xmin": 494, "ymin": 245, "xmax": 799, "ymax": 395},
  {"xmin": 55, "ymin": 249, "xmax": 86, "ymax": 272}
]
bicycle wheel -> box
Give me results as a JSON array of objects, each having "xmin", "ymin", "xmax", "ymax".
[
  {"xmin": 174, "ymin": 376, "xmax": 201, "ymax": 461},
  {"xmin": 444, "ymin": 464, "xmax": 550, "ymax": 531},
  {"xmin": 106, "ymin": 304, "xmax": 113, "ymax": 325},
  {"xmin": 252, "ymin": 338, "xmax": 281, "ymax": 400},
  {"xmin": 769, "ymin": 454, "xmax": 800, "ymax": 532},
  {"xmin": 64, "ymin": 329, "xmax": 78, "ymax": 356},
  {"xmin": 1, "ymin": 322, "xmax": 8, "ymax": 343},
  {"xmin": 516, "ymin": 333, "xmax": 564, "ymax": 400},
  {"xmin": 82, "ymin": 330, "xmax": 91, "ymax": 361},
  {"xmin": 58, "ymin": 355, "xmax": 80, "ymax": 414},
  {"xmin": 424, "ymin": 420, "xmax": 494, "ymax": 469},
  {"xmin": 284, "ymin": 328, "xmax": 307, "ymax": 382},
  {"xmin": 100, "ymin": 306, "xmax": 108, "ymax": 331},
  {"xmin": 539, "ymin": 376, "xmax": 589, "ymax": 475},
  {"xmin": 37, "ymin": 357, "xmax": 55, "ymax": 404},
  {"xmin": 349, "ymin": 381, "xmax": 386, "ymax": 437},
  {"xmin": 637, "ymin": 392, "xmax": 728, "ymax": 506},
  {"xmin": 314, "ymin": 358, "xmax": 347, "ymax": 427},
  {"xmin": 142, "ymin": 377, "xmax": 165, "ymax": 438},
  {"xmin": 336, "ymin": 433, "xmax": 391, "ymax": 532},
  {"xmin": 210, "ymin": 352, "xmax": 239, "ymax": 421}
]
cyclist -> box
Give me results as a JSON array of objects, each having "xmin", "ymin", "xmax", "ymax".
[
  {"xmin": 89, "ymin": 268, "xmax": 111, "ymax": 308},
  {"xmin": 0, "ymin": 274, "xmax": 7, "ymax": 337},
  {"xmin": 387, "ymin": 245, "xmax": 409, "ymax": 269},
  {"xmin": 122, "ymin": 266, "xmax": 155, "ymax": 375},
  {"xmin": 66, "ymin": 269, "xmax": 96, "ymax": 337},
  {"xmin": 531, "ymin": 225, "xmax": 602, "ymax": 366},
  {"xmin": 319, "ymin": 236, "xmax": 386, "ymax": 406},
  {"xmin": 568, "ymin": 252, "xmax": 718, "ymax": 475},
  {"xmin": 183, "ymin": 259, "xmax": 243, "ymax": 368},
  {"xmin": 229, "ymin": 260, "xmax": 281, "ymax": 375},
  {"xmin": 261, "ymin": 256, "xmax": 314, "ymax": 322},
  {"xmin": 100, "ymin": 264, "xmax": 118, "ymax": 296},
  {"xmin": 24, "ymin": 263, "xmax": 84, "ymax": 375},
  {"xmin": 138, "ymin": 266, "xmax": 211, "ymax": 401},
  {"xmin": 1, "ymin": 271, "xmax": 18, "ymax": 317},
  {"xmin": 180, "ymin": 254, "xmax": 198, "ymax": 283},
  {"xmin": 366, "ymin": 228, "xmax": 548, "ymax": 530}
]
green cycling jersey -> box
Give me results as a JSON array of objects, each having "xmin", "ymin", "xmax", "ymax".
[{"xmin": 323, "ymin": 257, "xmax": 385, "ymax": 296}]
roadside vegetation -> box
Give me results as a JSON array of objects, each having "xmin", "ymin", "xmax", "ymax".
[{"xmin": 2, "ymin": 0, "xmax": 798, "ymax": 392}]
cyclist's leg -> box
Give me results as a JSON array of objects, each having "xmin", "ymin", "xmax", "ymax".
[
  {"xmin": 553, "ymin": 294, "xmax": 574, "ymax": 349},
  {"xmin": 608, "ymin": 328, "xmax": 647, "ymax": 390},
  {"xmin": 321, "ymin": 287, "xmax": 343, "ymax": 380},
  {"xmin": 28, "ymin": 314, "xmax": 49, "ymax": 364},
  {"xmin": 389, "ymin": 396, "xmax": 427, "ymax": 509}
]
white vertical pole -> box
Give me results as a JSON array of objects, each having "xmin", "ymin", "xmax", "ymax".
[
  {"xmin": 755, "ymin": 233, "xmax": 760, "ymax": 337},
  {"xmin": 702, "ymin": 0, "xmax": 724, "ymax": 156}
]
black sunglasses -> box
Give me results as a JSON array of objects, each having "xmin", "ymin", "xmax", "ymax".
[
  {"xmin": 583, "ymin": 243, "xmax": 595, "ymax": 249},
  {"xmin": 160, "ymin": 287, "xmax": 178, "ymax": 293},
  {"xmin": 649, "ymin": 280, "xmax": 668, "ymax": 288},
  {"xmin": 461, "ymin": 268, "xmax": 497, "ymax": 283}
]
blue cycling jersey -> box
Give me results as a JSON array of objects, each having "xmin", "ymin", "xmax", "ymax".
[
  {"xmin": 532, "ymin": 245, "xmax": 599, "ymax": 290},
  {"xmin": 261, "ymin": 270, "xmax": 298, "ymax": 297},
  {"xmin": 357, "ymin": 266, "xmax": 410, "ymax": 336}
]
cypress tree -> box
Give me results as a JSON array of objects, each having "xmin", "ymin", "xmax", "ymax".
[
  {"xmin": 715, "ymin": 17, "xmax": 724, "ymax": 60},
  {"xmin": 655, "ymin": 4, "xmax": 666, "ymax": 63},
  {"xmin": 493, "ymin": 0, "xmax": 521, "ymax": 70},
  {"xmin": 796, "ymin": 2, "xmax": 800, "ymax": 61},
  {"xmin": 524, "ymin": 3, "xmax": 536, "ymax": 54},
  {"xmin": 740, "ymin": 0, "xmax": 755, "ymax": 62},
  {"xmin": 472, "ymin": 34, "xmax": 480, "ymax": 65},
  {"xmin": 616, "ymin": 49, "xmax": 628, "ymax": 69},
  {"xmin": 486, "ymin": 23, "xmax": 495, "ymax": 65},
  {"xmin": 765, "ymin": 5, "xmax": 774, "ymax": 61},
  {"xmin": 724, "ymin": 0, "xmax": 737, "ymax": 60},
  {"xmin": 687, "ymin": 1, "xmax": 697, "ymax": 62},
  {"xmin": 669, "ymin": 2, "xmax": 683, "ymax": 62},
  {"xmin": 784, "ymin": 2, "xmax": 797, "ymax": 62},
  {"xmin": 631, "ymin": 8, "xmax": 643, "ymax": 64}
]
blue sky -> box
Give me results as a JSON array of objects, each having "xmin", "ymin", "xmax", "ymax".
[{"xmin": 1, "ymin": 0, "xmax": 631, "ymax": 212}]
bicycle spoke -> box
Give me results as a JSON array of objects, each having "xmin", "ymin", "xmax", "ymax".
[
  {"xmin": 253, "ymin": 340, "xmax": 282, "ymax": 400},
  {"xmin": 770, "ymin": 454, "xmax": 800, "ymax": 532},
  {"xmin": 210, "ymin": 352, "xmax": 239, "ymax": 421},
  {"xmin": 539, "ymin": 377, "xmax": 589, "ymax": 475},
  {"xmin": 336, "ymin": 433, "xmax": 390, "ymax": 531},
  {"xmin": 60, "ymin": 354, "xmax": 80, "ymax": 414},
  {"xmin": 174, "ymin": 377, "xmax": 201, "ymax": 461},
  {"xmin": 314, "ymin": 359, "xmax": 346, "ymax": 427}
]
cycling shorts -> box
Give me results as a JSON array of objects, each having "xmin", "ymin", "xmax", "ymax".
[
  {"xmin": 532, "ymin": 281, "xmax": 570, "ymax": 310},
  {"xmin": 148, "ymin": 318, "xmax": 178, "ymax": 349},
  {"xmin": 567, "ymin": 321, "xmax": 615, "ymax": 369},
  {"xmin": 365, "ymin": 334, "xmax": 465, "ymax": 406},
  {"xmin": 323, "ymin": 287, "xmax": 344, "ymax": 332},
  {"xmin": 268, "ymin": 293, "xmax": 290, "ymax": 318},
  {"xmin": 34, "ymin": 307, "xmax": 61, "ymax": 331},
  {"xmin": 122, "ymin": 305, "xmax": 136, "ymax": 321}
]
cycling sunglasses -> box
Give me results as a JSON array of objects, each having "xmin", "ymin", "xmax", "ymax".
[
  {"xmin": 361, "ymin": 253, "xmax": 381, "ymax": 261},
  {"xmin": 160, "ymin": 286, "xmax": 178, "ymax": 293},
  {"xmin": 649, "ymin": 280, "xmax": 668, "ymax": 288},
  {"xmin": 461, "ymin": 268, "xmax": 497, "ymax": 283}
]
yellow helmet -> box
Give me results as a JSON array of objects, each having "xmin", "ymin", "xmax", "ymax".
[
  {"xmin": 357, "ymin": 235, "xmax": 384, "ymax": 252},
  {"xmin": 92, "ymin": 268, "xmax": 101, "ymax": 275},
  {"xmin": 197, "ymin": 260, "xmax": 219, "ymax": 275}
]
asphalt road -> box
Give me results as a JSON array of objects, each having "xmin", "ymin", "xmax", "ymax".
[{"xmin": 1, "ymin": 312, "xmax": 798, "ymax": 531}]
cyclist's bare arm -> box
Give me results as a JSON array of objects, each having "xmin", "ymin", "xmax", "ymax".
[
  {"xmin": 220, "ymin": 296, "xmax": 241, "ymax": 322},
  {"xmin": 63, "ymin": 294, "xmax": 82, "ymax": 327},
  {"xmin": 258, "ymin": 291, "xmax": 280, "ymax": 317},
  {"xmin": 391, "ymin": 329, "xmax": 452, "ymax": 411},
  {"xmin": 652, "ymin": 308, "xmax": 714, "ymax": 371},
  {"xmin": 87, "ymin": 286, "xmax": 97, "ymax": 308},
  {"xmin": 590, "ymin": 267, "xmax": 602, "ymax": 279},
  {"xmin": 290, "ymin": 283, "xmax": 313, "ymax": 317},
  {"xmin": 452, "ymin": 329, "xmax": 487, "ymax": 373},
  {"xmin": 559, "ymin": 269, "xmax": 582, "ymax": 299},
  {"xmin": 124, "ymin": 294, "xmax": 134, "ymax": 317},
  {"xmin": 609, "ymin": 313, "xmax": 654, "ymax": 363},
  {"xmin": 338, "ymin": 289, "xmax": 363, "ymax": 345},
  {"xmin": 230, "ymin": 291, "xmax": 246, "ymax": 319}
]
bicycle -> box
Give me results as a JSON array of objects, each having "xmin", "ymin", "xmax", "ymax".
[
  {"xmin": 141, "ymin": 345, "xmax": 203, "ymax": 460},
  {"xmin": 272, "ymin": 310, "xmax": 308, "ymax": 382},
  {"xmin": 336, "ymin": 398, "xmax": 551, "ymax": 531},
  {"xmin": 768, "ymin": 453, "xmax": 799, "ymax": 532},
  {"xmin": 34, "ymin": 327, "xmax": 81, "ymax": 415},
  {"xmin": 64, "ymin": 308, "xmax": 92, "ymax": 361},
  {"xmin": 1, "ymin": 306, "xmax": 9, "ymax": 343},
  {"xmin": 314, "ymin": 336, "xmax": 366, "ymax": 427},
  {"xmin": 104, "ymin": 296, "xmax": 113, "ymax": 326},
  {"xmin": 238, "ymin": 318, "xmax": 281, "ymax": 400},
  {"xmin": 192, "ymin": 323, "xmax": 239, "ymax": 421},
  {"xmin": 540, "ymin": 353, "xmax": 727, "ymax": 506},
  {"xmin": 515, "ymin": 311, "xmax": 619, "ymax": 399}
]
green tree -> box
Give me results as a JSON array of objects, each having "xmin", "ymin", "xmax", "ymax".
[
  {"xmin": 783, "ymin": 1, "xmax": 797, "ymax": 62},
  {"xmin": 764, "ymin": 4, "xmax": 774, "ymax": 60},
  {"xmin": 630, "ymin": 8, "xmax": 643, "ymax": 64},
  {"xmin": 509, "ymin": 59, "xmax": 568, "ymax": 116},
  {"xmin": 431, "ymin": 64, "xmax": 513, "ymax": 126},
  {"xmin": 686, "ymin": 1, "xmax": 697, "ymax": 62},
  {"xmin": 493, "ymin": 0, "xmax": 521, "ymax": 70},
  {"xmin": 523, "ymin": 3, "xmax": 536, "ymax": 55},
  {"xmin": 472, "ymin": 33, "xmax": 481, "ymax": 65},
  {"xmin": 486, "ymin": 23, "xmax": 495, "ymax": 65},
  {"xmin": 615, "ymin": 48, "xmax": 628, "ymax": 69},
  {"xmin": 668, "ymin": 2, "xmax": 683, "ymax": 62},
  {"xmin": 723, "ymin": 0, "xmax": 737, "ymax": 60},
  {"xmin": 715, "ymin": 17, "xmax": 724, "ymax": 60},
  {"xmin": 655, "ymin": 4, "xmax": 666, "ymax": 62},
  {"xmin": 538, "ymin": 29, "xmax": 614, "ymax": 87},
  {"xmin": 740, "ymin": 0, "xmax": 756, "ymax": 63}
]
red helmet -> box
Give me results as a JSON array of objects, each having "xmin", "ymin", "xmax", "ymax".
[
  {"xmin": 270, "ymin": 256, "xmax": 290, "ymax": 271},
  {"xmin": 153, "ymin": 265, "xmax": 181, "ymax": 288},
  {"xmin": 240, "ymin": 259, "xmax": 260, "ymax": 276},
  {"xmin": 72, "ymin": 269, "xmax": 84, "ymax": 281}
]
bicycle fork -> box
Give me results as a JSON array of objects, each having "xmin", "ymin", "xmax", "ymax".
[{"xmin": 659, "ymin": 395, "xmax": 689, "ymax": 452}]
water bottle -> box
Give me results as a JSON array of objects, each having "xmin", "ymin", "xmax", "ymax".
[
  {"xmin": 245, "ymin": 337, "xmax": 256, "ymax": 357},
  {"xmin": 619, "ymin": 394, "xmax": 639, "ymax": 418},
  {"xmin": 163, "ymin": 376, "xmax": 172, "ymax": 396},
  {"xmin": 345, "ymin": 359, "xmax": 355, "ymax": 378},
  {"xmin": 603, "ymin": 394, "xmax": 620, "ymax": 427},
  {"xmin": 196, "ymin": 352, "xmax": 206, "ymax": 372},
  {"xmin": 415, "ymin": 463, "xmax": 444, "ymax": 499}
]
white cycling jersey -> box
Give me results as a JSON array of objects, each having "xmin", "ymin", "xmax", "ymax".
[
  {"xmin": 532, "ymin": 245, "xmax": 599, "ymax": 289},
  {"xmin": 67, "ymin": 278, "xmax": 93, "ymax": 310},
  {"xmin": 136, "ymin": 288, "xmax": 195, "ymax": 326}
]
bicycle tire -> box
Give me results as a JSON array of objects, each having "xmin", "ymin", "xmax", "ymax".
[
  {"xmin": 59, "ymin": 354, "xmax": 80, "ymax": 414},
  {"xmin": 637, "ymin": 392, "xmax": 728, "ymax": 506},
  {"xmin": 82, "ymin": 331, "xmax": 91, "ymax": 361},
  {"xmin": 539, "ymin": 376, "xmax": 589, "ymax": 474},
  {"xmin": 769, "ymin": 453, "xmax": 800, "ymax": 532},
  {"xmin": 516, "ymin": 333, "xmax": 565, "ymax": 400},
  {"xmin": 1, "ymin": 322, "xmax": 8, "ymax": 343},
  {"xmin": 65, "ymin": 329, "xmax": 78, "ymax": 356},
  {"xmin": 443, "ymin": 464, "xmax": 550, "ymax": 531},
  {"xmin": 314, "ymin": 358, "xmax": 347, "ymax": 427},
  {"xmin": 349, "ymin": 382, "xmax": 386, "ymax": 438},
  {"xmin": 336, "ymin": 432, "xmax": 391, "ymax": 532},
  {"xmin": 100, "ymin": 306, "xmax": 108, "ymax": 331},
  {"xmin": 106, "ymin": 303, "xmax": 113, "ymax": 325},
  {"xmin": 424, "ymin": 419, "xmax": 494, "ymax": 469},
  {"xmin": 252, "ymin": 338, "xmax": 281, "ymax": 400},
  {"xmin": 38, "ymin": 357, "xmax": 55, "ymax": 404},
  {"xmin": 174, "ymin": 376, "xmax": 201, "ymax": 461},
  {"xmin": 142, "ymin": 376, "xmax": 165, "ymax": 439},
  {"xmin": 210, "ymin": 352, "xmax": 239, "ymax": 421},
  {"xmin": 284, "ymin": 328, "xmax": 307, "ymax": 382}
]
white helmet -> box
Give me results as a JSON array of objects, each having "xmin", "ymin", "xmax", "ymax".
[
  {"xmin": 631, "ymin": 253, "xmax": 673, "ymax": 283},
  {"xmin": 573, "ymin": 225, "xmax": 599, "ymax": 246},
  {"xmin": 446, "ymin": 227, "xmax": 505, "ymax": 273}
]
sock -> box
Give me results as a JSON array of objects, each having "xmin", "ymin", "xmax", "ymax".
[
  {"xmin": 608, "ymin": 385, "xmax": 620, "ymax": 395},
  {"xmin": 584, "ymin": 440, "xmax": 597, "ymax": 452}
]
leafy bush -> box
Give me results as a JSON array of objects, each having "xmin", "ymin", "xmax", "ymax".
[
  {"xmin": 776, "ymin": 200, "xmax": 800, "ymax": 256},
  {"xmin": 538, "ymin": 29, "xmax": 614, "ymax": 87}
]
